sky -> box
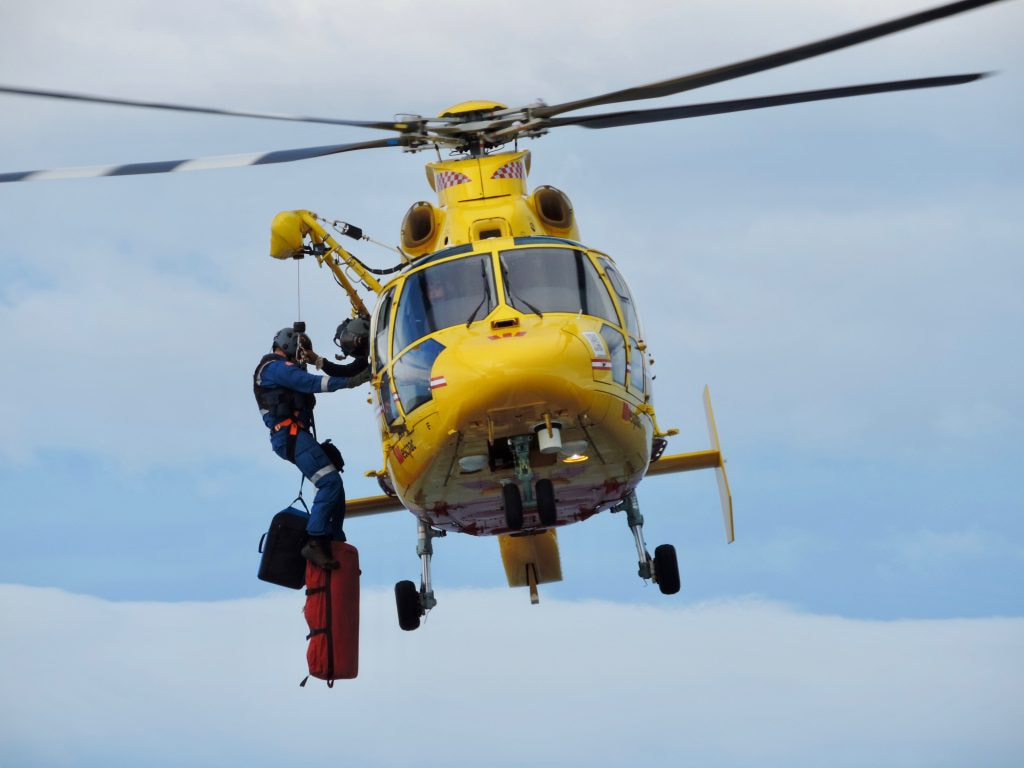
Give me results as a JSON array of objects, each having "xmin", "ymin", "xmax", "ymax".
[{"xmin": 0, "ymin": 0, "xmax": 1022, "ymax": 765}]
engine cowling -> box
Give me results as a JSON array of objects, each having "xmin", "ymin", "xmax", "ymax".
[
  {"xmin": 528, "ymin": 186, "xmax": 579, "ymax": 239},
  {"xmin": 400, "ymin": 201, "xmax": 445, "ymax": 257}
]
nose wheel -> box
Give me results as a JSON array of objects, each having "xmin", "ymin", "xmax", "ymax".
[
  {"xmin": 503, "ymin": 482, "xmax": 524, "ymax": 530},
  {"xmin": 502, "ymin": 435, "xmax": 558, "ymax": 530},
  {"xmin": 535, "ymin": 478, "xmax": 557, "ymax": 527},
  {"xmin": 612, "ymin": 491, "xmax": 681, "ymax": 595}
]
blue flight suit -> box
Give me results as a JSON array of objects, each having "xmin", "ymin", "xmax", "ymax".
[{"xmin": 255, "ymin": 356, "xmax": 351, "ymax": 540}]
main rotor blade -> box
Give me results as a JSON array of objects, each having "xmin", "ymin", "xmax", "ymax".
[
  {"xmin": 0, "ymin": 84, "xmax": 417, "ymax": 131},
  {"xmin": 542, "ymin": 73, "xmax": 989, "ymax": 131},
  {"xmin": 0, "ymin": 137, "xmax": 403, "ymax": 183},
  {"xmin": 535, "ymin": 0, "xmax": 1006, "ymax": 118}
]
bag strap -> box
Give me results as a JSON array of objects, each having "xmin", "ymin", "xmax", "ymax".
[{"xmin": 291, "ymin": 490, "xmax": 310, "ymax": 516}]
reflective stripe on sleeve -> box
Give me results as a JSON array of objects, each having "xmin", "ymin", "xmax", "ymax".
[
  {"xmin": 309, "ymin": 464, "xmax": 335, "ymax": 484},
  {"xmin": 320, "ymin": 376, "xmax": 331, "ymax": 392}
]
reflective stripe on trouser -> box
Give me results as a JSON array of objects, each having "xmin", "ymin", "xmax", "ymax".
[{"xmin": 270, "ymin": 427, "xmax": 346, "ymax": 539}]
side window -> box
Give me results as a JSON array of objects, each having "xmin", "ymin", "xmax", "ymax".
[
  {"xmin": 392, "ymin": 339, "xmax": 445, "ymax": 417},
  {"xmin": 629, "ymin": 342, "xmax": 645, "ymax": 393},
  {"xmin": 379, "ymin": 371, "xmax": 399, "ymax": 426},
  {"xmin": 600, "ymin": 260, "xmax": 641, "ymax": 339},
  {"xmin": 599, "ymin": 325, "xmax": 627, "ymax": 386},
  {"xmin": 371, "ymin": 288, "xmax": 395, "ymax": 373}
]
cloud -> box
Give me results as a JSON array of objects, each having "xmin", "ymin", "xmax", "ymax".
[
  {"xmin": 875, "ymin": 528, "xmax": 1024, "ymax": 574},
  {"xmin": 0, "ymin": 584, "xmax": 1021, "ymax": 768}
]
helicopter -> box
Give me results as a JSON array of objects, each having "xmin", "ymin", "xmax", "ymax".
[{"xmin": 0, "ymin": 0, "xmax": 1008, "ymax": 630}]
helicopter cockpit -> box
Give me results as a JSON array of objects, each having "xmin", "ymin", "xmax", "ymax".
[{"xmin": 371, "ymin": 237, "xmax": 649, "ymax": 430}]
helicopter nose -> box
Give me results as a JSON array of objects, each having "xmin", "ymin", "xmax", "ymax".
[{"xmin": 436, "ymin": 319, "xmax": 596, "ymax": 424}]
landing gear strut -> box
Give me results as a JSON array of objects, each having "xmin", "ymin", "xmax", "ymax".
[
  {"xmin": 394, "ymin": 520, "xmax": 446, "ymax": 631},
  {"xmin": 611, "ymin": 491, "xmax": 680, "ymax": 595}
]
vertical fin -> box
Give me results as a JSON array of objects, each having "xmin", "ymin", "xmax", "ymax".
[{"xmin": 703, "ymin": 386, "xmax": 735, "ymax": 543}]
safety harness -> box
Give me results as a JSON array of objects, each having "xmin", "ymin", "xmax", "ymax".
[{"xmin": 253, "ymin": 353, "xmax": 317, "ymax": 461}]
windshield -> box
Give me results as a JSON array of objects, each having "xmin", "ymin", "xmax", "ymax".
[
  {"xmin": 499, "ymin": 247, "xmax": 618, "ymax": 323},
  {"xmin": 392, "ymin": 254, "xmax": 496, "ymax": 354}
]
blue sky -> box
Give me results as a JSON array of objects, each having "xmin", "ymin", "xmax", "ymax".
[{"xmin": 1, "ymin": 0, "xmax": 1022, "ymax": 764}]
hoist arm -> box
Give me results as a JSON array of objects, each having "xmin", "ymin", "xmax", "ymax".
[{"xmin": 269, "ymin": 210, "xmax": 385, "ymax": 316}]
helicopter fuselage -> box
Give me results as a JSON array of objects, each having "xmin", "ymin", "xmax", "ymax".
[{"xmin": 369, "ymin": 236, "xmax": 656, "ymax": 536}]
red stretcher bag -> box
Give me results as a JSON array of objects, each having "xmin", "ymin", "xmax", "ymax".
[{"xmin": 301, "ymin": 541, "xmax": 359, "ymax": 685}]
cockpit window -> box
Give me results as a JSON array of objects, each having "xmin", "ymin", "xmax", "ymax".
[
  {"xmin": 392, "ymin": 254, "xmax": 496, "ymax": 354},
  {"xmin": 499, "ymin": 247, "xmax": 618, "ymax": 323}
]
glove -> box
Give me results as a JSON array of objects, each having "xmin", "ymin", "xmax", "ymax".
[
  {"xmin": 345, "ymin": 366, "xmax": 372, "ymax": 388},
  {"xmin": 299, "ymin": 347, "xmax": 324, "ymax": 369}
]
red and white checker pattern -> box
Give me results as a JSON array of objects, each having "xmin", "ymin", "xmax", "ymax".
[
  {"xmin": 435, "ymin": 170, "xmax": 472, "ymax": 190},
  {"xmin": 490, "ymin": 160, "xmax": 525, "ymax": 180}
]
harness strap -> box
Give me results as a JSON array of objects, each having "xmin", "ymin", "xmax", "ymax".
[
  {"xmin": 272, "ymin": 417, "xmax": 307, "ymax": 434},
  {"xmin": 273, "ymin": 416, "xmax": 307, "ymax": 462}
]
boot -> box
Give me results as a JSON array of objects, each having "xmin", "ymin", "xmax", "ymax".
[{"xmin": 301, "ymin": 537, "xmax": 339, "ymax": 570}]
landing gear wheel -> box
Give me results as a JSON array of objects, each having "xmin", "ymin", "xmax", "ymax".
[
  {"xmin": 653, "ymin": 544, "xmax": 680, "ymax": 595},
  {"xmin": 535, "ymin": 478, "xmax": 557, "ymax": 527},
  {"xmin": 395, "ymin": 579, "xmax": 423, "ymax": 631},
  {"xmin": 503, "ymin": 483, "xmax": 524, "ymax": 531}
]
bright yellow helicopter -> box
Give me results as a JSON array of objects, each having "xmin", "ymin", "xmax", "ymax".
[{"xmin": 0, "ymin": 0, "xmax": 1004, "ymax": 629}]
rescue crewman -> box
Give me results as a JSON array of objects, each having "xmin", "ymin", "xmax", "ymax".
[{"xmin": 253, "ymin": 326, "xmax": 370, "ymax": 569}]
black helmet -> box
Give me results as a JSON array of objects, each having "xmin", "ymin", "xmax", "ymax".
[
  {"xmin": 273, "ymin": 327, "xmax": 299, "ymax": 358},
  {"xmin": 334, "ymin": 316, "xmax": 370, "ymax": 358}
]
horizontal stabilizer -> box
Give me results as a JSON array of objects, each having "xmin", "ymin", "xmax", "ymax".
[{"xmin": 346, "ymin": 494, "xmax": 406, "ymax": 518}]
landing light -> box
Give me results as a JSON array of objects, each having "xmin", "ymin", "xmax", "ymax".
[
  {"xmin": 560, "ymin": 440, "xmax": 589, "ymax": 463},
  {"xmin": 561, "ymin": 453, "xmax": 589, "ymax": 463}
]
